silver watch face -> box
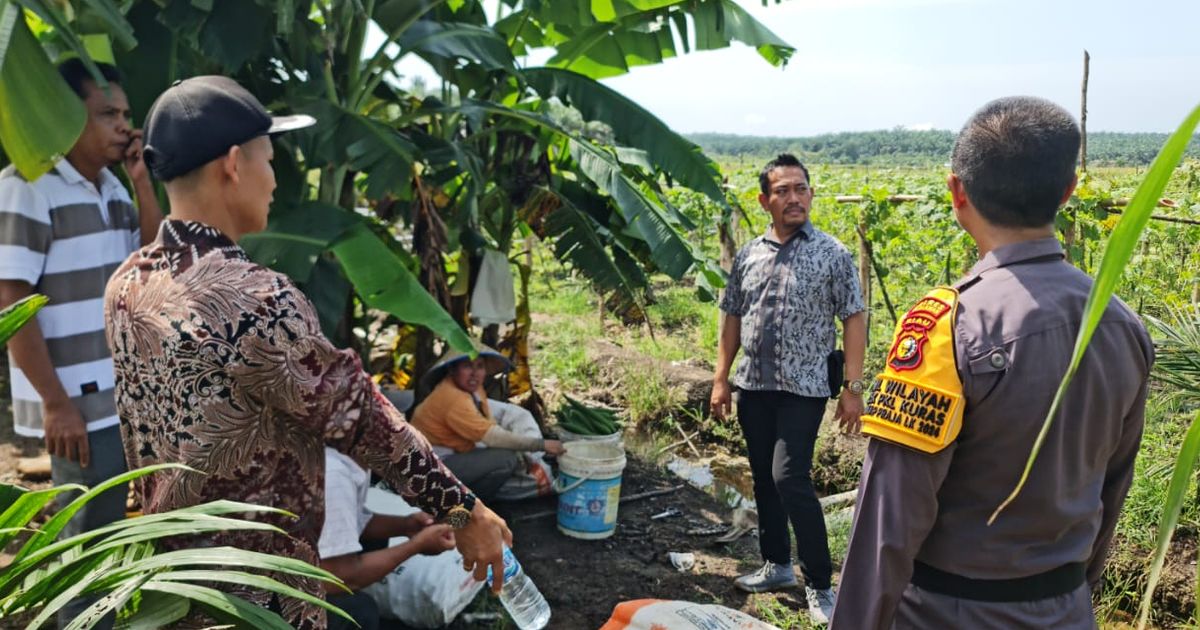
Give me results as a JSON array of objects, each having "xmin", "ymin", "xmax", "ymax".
[{"xmin": 847, "ymin": 380, "xmax": 864, "ymax": 394}]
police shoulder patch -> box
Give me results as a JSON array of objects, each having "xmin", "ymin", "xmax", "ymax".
[{"xmin": 861, "ymin": 286, "xmax": 965, "ymax": 454}]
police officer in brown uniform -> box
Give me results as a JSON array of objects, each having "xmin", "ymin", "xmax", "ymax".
[{"xmin": 830, "ymin": 96, "xmax": 1154, "ymax": 629}]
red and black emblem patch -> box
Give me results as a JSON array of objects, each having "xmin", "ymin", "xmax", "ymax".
[{"xmin": 887, "ymin": 296, "xmax": 952, "ymax": 372}]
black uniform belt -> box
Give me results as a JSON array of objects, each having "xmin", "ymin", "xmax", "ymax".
[{"xmin": 911, "ymin": 561, "xmax": 1086, "ymax": 603}]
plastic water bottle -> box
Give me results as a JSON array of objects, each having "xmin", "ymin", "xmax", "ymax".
[{"xmin": 488, "ymin": 545, "xmax": 551, "ymax": 629}]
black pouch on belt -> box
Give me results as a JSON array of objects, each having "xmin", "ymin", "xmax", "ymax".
[{"xmin": 826, "ymin": 349, "xmax": 845, "ymax": 398}]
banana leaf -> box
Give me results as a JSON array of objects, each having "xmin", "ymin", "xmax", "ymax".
[{"xmin": 0, "ymin": 3, "xmax": 86, "ymax": 180}]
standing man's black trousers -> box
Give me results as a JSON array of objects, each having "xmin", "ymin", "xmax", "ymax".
[{"xmin": 737, "ymin": 389, "xmax": 832, "ymax": 590}]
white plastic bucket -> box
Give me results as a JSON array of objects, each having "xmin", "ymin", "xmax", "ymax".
[
  {"xmin": 555, "ymin": 441, "xmax": 627, "ymax": 540},
  {"xmin": 557, "ymin": 426, "xmax": 622, "ymax": 445}
]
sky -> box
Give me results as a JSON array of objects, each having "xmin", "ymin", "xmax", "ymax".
[{"xmin": 393, "ymin": 0, "xmax": 1200, "ymax": 136}]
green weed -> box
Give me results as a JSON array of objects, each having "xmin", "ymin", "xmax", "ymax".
[
  {"xmin": 754, "ymin": 597, "xmax": 818, "ymax": 629},
  {"xmin": 826, "ymin": 509, "xmax": 854, "ymax": 572},
  {"xmin": 622, "ymin": 365, "xmax": 686, "ymax": 424},
  {"xmin": 1114, "ymin": 396, "xmax": 1199, "ymax": 550}
]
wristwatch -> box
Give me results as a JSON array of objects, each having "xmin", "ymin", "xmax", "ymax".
[
  {"xmin": 444, "ymin": 492, "xmax": 477, "ymax": 530},
  {"xmin": 843, "ymin": 379, "xmax": 865, "ymax": 396}
]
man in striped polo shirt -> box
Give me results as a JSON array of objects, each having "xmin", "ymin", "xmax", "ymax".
[{"xmin": 0, "ymin": 60, "xmax": 162, "ymax": 545}]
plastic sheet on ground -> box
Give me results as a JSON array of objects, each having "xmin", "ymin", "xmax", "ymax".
[
  {"xmin": 599, "ymin": 599, "xmax": 783, "ymax": 630},
  {"xmin": 362, "ymin": 488, "xmax": 485, "ymax": 628}
]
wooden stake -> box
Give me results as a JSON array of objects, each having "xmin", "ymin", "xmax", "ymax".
[
  {"xmin": 676, "ymin": 423, "xmax": 702, "ymax": 459},
  {"xmin": 1081, "ymin": 50, "xmax": 1090, "ymax": 173},
  {"xmin": 857, "ymin": 215, "xmax": 872, "ymax": 348},
  {"xmin": 819, "ymin": 487, "xmax": 858, "ymax": 511},
  {"xmin": 17, "ymin": 455, "xmax": 51, "ymax": 480},
  {"xmin": 1064, "ymin": 50, "xmax": 1090, "ymax": 264}
]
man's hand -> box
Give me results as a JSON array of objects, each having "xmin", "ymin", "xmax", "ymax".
[
  {"xmin": 43, "ymin": 398, "xmax": 89, "ymax": 467},
  {"xmin": 397, "ymin": 512, "xmax": 435, "ymax": 537},
  {"xmin": 542, "ymin": 439, "xmax": 565, "ymax": 457},
  {"xmin": 710, "ymin": 379, "xmax": 733, "ymax": 420},
  {"xmin": 410, "ymin": 523, "xmax": 456, "ymax": 556},
  {"xmin": 122, "ymin": 130, "xmax": 150, "ymax": 185},
  {"xmin": 455, "ymin": 500, "xmax": 512, "ymax": 593},
  {"xmin": 834, "ymin": 393, "xmax": 864, "ymax": 435}
]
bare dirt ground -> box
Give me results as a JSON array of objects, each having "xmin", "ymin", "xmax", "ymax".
[{"xmin": 475, "ymin": 457, "xmax": 812, "ymax": 630}]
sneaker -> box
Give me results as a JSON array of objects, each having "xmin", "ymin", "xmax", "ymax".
[
  {"xmin": 805, "ymin": 586, "xmax": 836, "ymax": 625},
  {"xmin": 734, "ymin": 561, "xmax": 798, "ymax": 593}
]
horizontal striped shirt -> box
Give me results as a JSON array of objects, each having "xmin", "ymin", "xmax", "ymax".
[{"xmin": 0, "ymin": 160, "xmax": 139, "ymax": 437}]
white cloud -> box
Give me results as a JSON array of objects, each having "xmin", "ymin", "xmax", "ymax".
[{"xmin": 744, "ymin": 113, "xmax": 768, "ymax": 127}]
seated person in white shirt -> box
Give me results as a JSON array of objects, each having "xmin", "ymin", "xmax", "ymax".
[{"xmin": 319, "ymin": 447, "xmax": 456, "ymax": 630}]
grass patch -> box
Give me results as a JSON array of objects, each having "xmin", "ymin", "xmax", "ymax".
[
  {"xmin": 1112, "ymin": 396, "xmax": 1200, "ymax": 550},
  {"xmin": 1094, "ymin": 394, "xmax": 1200, "ymax": 626},
  {"xmin": 827, "ymin": 508, "xmax": 854, "ymax": 573},
  {"xmin": 754, "ymin": 597, "xmax": 818, "ymax": 629},
  {"xmin": 621, "ymin": 361, "xmax": 687, "ymax": 424},
  {"xmin": 527, "ymin": 276, "xmax": 604, "ymax": 393}
]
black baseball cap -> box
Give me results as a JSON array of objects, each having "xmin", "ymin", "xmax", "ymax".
[{"xmin": 143, "ymin": 75, "xmax": 315, "ymax": 181}]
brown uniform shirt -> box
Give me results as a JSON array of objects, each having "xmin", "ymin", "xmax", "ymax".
[{"xmin": 831, "ymin": 237, "xmax": 1153, "ymax": 629}]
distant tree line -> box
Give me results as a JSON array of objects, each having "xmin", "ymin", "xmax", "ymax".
[{"xmin": 689, "ymin": 129, "xmax": 1200, "ymax": 166}]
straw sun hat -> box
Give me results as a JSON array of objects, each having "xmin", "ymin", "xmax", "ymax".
[{"xmin": 419, "ymin": 341, "xmax": 512, "ymax": 392}]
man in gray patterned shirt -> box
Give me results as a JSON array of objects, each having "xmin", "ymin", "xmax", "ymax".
[{"xmin": 711, "ymin": 153, "xmax": 866, "ymax": 625}]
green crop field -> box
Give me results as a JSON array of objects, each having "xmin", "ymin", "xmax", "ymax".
[{"xmin": 530, "ymin": 156, "xmax": 1200, "ymax": 628}]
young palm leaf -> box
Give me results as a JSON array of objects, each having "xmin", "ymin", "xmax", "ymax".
[
  {"xmin": 0, "ymin": 294, "xmax": 48, "ymax": 345},
  {"xmin": 1136, "ymin": 409, "xmax": 1200, "ymax": 629},
  {"xmin": 1134, "ymin": 305, "xmax": 1200, "ymax": 628},
  {"xmin": 1146, "ymin": 305, "xmax": 1200, "ymax": 401},
  {"xmin": 989, "ymin": 102, "xmax": 1200, "ymax": 524},
  {"xmin": 0, "ymin": 466, "xmax": 352, "ymax": 629}
]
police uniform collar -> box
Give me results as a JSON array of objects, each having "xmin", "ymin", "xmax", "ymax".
[{"xmin": 968, "ymin": 237, "xmax": 1064, "ymax": 277}]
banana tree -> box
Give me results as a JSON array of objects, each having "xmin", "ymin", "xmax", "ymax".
[{"xmin": 0, "ymin": 0, "xmax": 795, "ymax": 387}]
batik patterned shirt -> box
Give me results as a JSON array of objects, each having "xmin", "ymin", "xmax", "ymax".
[
  {"xmin": 104, "ymin": 220, "xmax": 468, "ymax": 628},
  {"xmin": 720, "ymin": 223, "xmax": 865, "ymax": 397}
]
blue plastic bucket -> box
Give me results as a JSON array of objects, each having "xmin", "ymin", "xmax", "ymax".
[{"xmin": 555, "ymin": 442, "xmax": 627, "ymax": 540}]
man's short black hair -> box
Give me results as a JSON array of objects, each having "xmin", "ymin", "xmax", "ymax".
[
  {"xmin": 951, "ymin": 96, "xmax": 1080, "ymax": 228},
  {"xmin": 760, "ymin": 153, "xmax": 811, "ymax": 194},
  {"xmin": 57, "ymin": 58, "xmax": 123, "ymax": 99}
]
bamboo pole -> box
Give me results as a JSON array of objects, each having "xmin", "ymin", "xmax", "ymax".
[
  {"xmin": 1066, "ymin": 50, "xmax": 1090, "ymax": 263},
  {"xmin": 831, "ymin": 195, "xmax": 1195, "ymax": 225},
  {"xmin": 834, "ymin": 195, "xmax": 924, "ymax": 203},
  {"xmin": 819, "ymin": 487, "xmax": 858, "ymax": 510},
  {"xmin": 857, "ymin": 217, "xmax": 872, "ymax": 348},
  {"xmin": 1081, "ymin": 50, "xmax": 1090, "ymax": 173},
  {"xmin": 1099, "ymin": 203, "xmax": 1200, "ymax": 226}
]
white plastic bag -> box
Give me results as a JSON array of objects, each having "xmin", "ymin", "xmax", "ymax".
[
  {"xmin": 599, "ymin": 600, "xmax": 782, "ymax": 630},
  {"xmin": 361, "ymin": 488, "xmax": 485, "ymax": 628},
  {"xmin": 490, "ymin": 399, "xmax": 555, "ymax": 500}
]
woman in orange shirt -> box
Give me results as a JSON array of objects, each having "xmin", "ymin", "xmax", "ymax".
[{"xmin": 410, "ymin": 347, "xmax": 564, "ymax": 502}]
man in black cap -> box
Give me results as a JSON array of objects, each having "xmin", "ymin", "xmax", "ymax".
[{"xmin": 104, "ymin": 76, "xmax": 511, "ymax": 628}]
